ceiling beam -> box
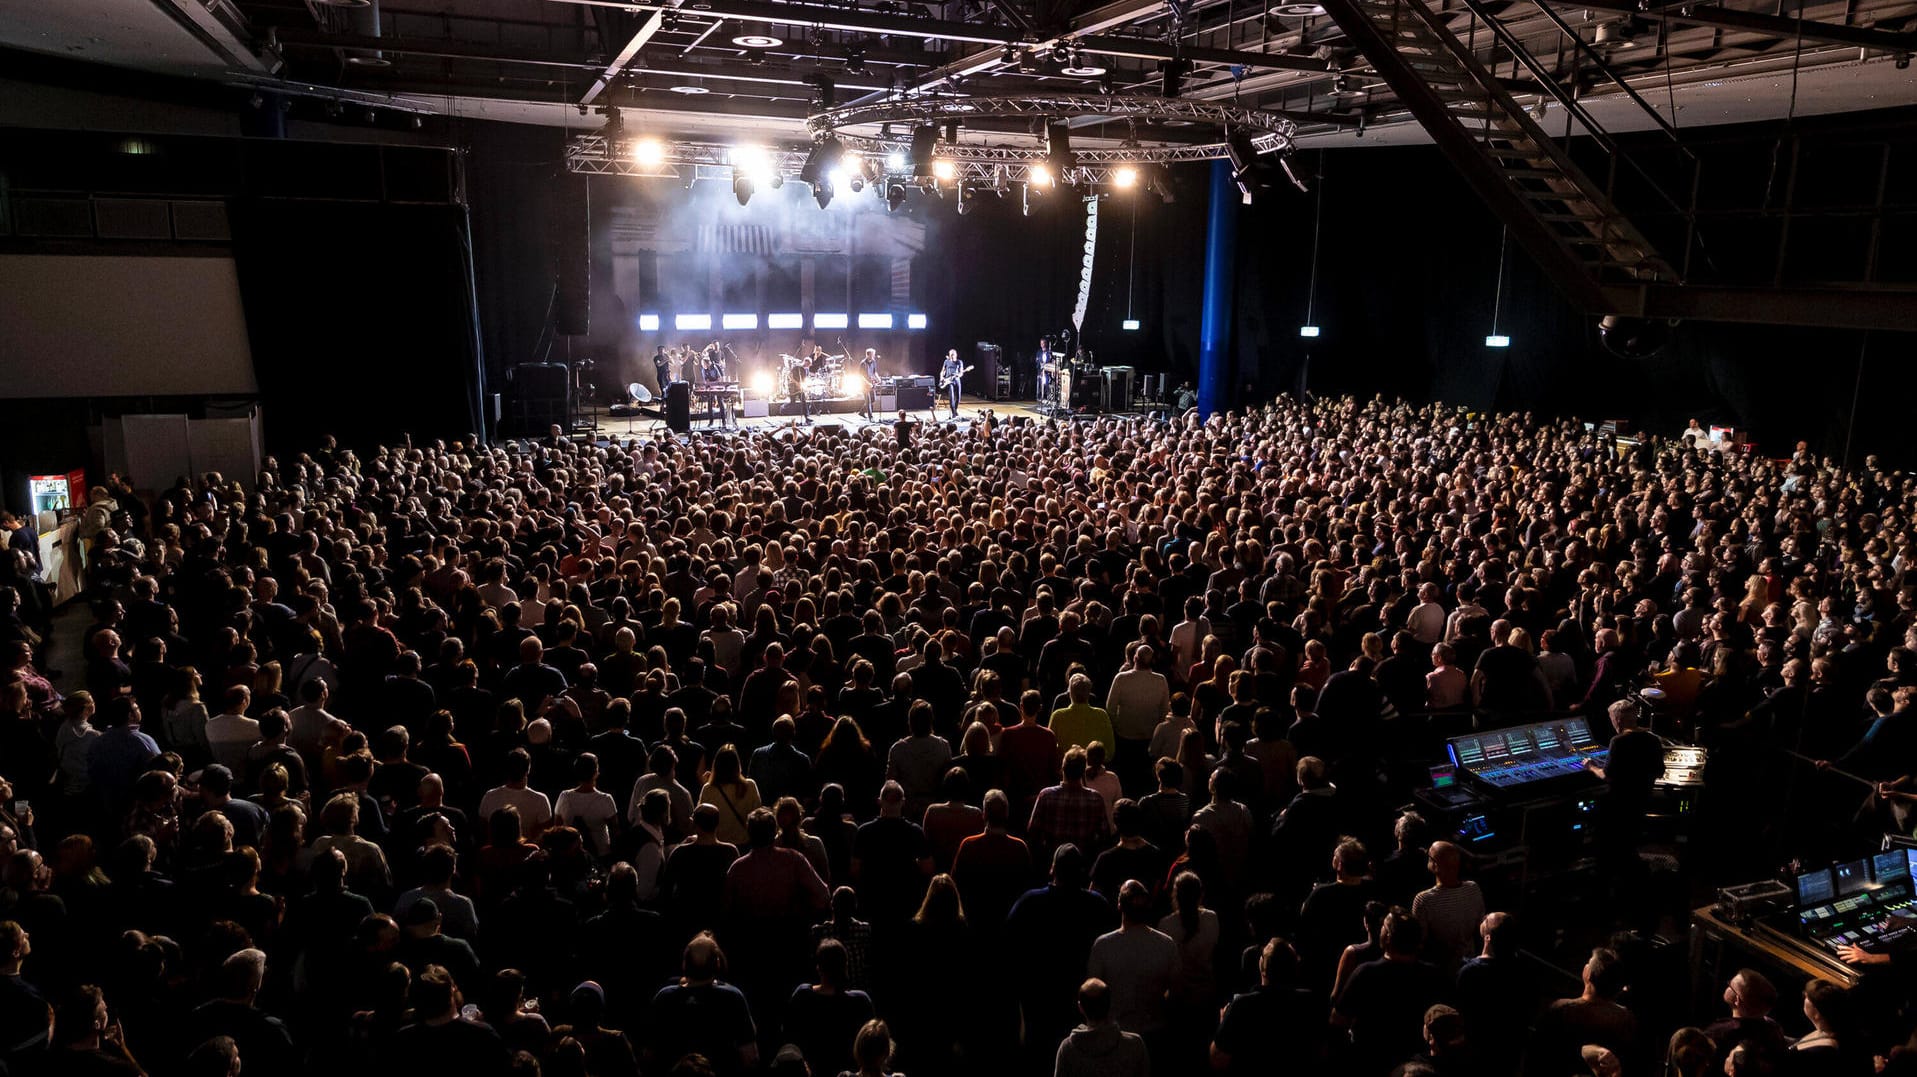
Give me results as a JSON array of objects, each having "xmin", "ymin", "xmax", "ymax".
[
  {"xmin": 1566, "ymin": 0, "xmax": 1917, "ymax": 53},
  {"xmin": 272, "ymin": 27, "xmax": 602, "ymax": 70},
  {"xmin": 584, "ymin": 7, "xmax": 669, "ymax": 105}
]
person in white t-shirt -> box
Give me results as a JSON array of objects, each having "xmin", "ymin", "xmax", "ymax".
[
  {"xmin": 478, "ymin": 747, "xmax": 553, "ymax": 835},
  {"xmin": 555, "ymin": 751, "xmax": 620, "ymax": 858}
]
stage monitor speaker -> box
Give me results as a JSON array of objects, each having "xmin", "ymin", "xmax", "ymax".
[
  {"xmin": 897, "ymin": 385, "xmax": 933, "ymax": 410},
  {"xmin": 556, "ymin": 176, "xmax": 591, "ymax": 336},
  {"xmin": 665, "ymin": 380, "xmax": 692, "ymax": 433}
]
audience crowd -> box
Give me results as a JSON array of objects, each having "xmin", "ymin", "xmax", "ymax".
[{"xmin": 0, "ymin": 394, "xmax": 1913, "ymax": 1077}]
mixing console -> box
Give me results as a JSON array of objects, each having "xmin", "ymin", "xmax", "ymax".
[
  {"xmin": 1792, "ymin": 849, "xmax": 1917, "ymax": 956},
  {"xmin": 1447, "ymin": 718, "xmax": 1608, "ymax": 793}
]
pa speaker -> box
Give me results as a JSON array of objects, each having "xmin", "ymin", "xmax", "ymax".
[
  {"xmin": 556, "ymin": 177, "xmax": 591, "ymax": 336},
  {"xmin": 666, "ymin": 380, "xmax": 692, "ymax": 433}
]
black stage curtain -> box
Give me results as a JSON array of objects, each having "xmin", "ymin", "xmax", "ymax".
[{"xmin": 228, "ymin": 198, "xmax": 486, "ymax": 452}]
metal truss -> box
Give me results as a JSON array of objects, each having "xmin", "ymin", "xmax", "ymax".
[
  {"xmin": 807, "ymin": 93, "xmax": 1298, "ymax": 153},
  {"xmin": 566, "ymin": 128, "xmax": 1258, "ymax": 186}
]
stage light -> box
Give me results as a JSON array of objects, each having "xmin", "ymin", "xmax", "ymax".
[
  {"xmin": 676, "ymin": 313, "xmax": 713, "ymax": 331},
  {"xmin": 1144, "ymin": 164, "xmax": 1176, "ymax": 203},
  {"xmin": 768, "ymin": 313, "xmax": 804, "ymax": 329},
  {"xmin": 813, "ymin": 179, "xmax": 834, "ymax": 209},
  {"xmin": 1113, "ymin": 165, "xmax": 1138, "ymax": 188},
  {"xmin": 1122, "ymin": 319, "xmax": 1142, "ymax": 331},
  {"xmin": 732, "ymin": 32, "xmax": 782, "ymax": 47},
  {"xmin": 932, "ymin": 159, "xmax": 957, "ymax": 182},
  {"xmin": 955, "ymin": 185, "xmax": 971, "ymax": 215},
  {"xmin": 887, "ymin": 185, "xmax": 907, "ymax": 211},
  {"xmin": 1028, "ymin": 163, "xmax": 1053, "ymax": 187},
  {"xmin": 858, "ymin": 313, "xmax": 893, "ymax": 329},
  {"xmin": 907, "ymin": 313, "xmax": 928, "ymax": 329},
  {"xmin": 800, "ymin": 135, "xmax": 844, "ymax": 186},
  {"xmin": 887, "ymin": 151, "xmax": 906, "ymax": 170},
  {"xmin": 751, "ymin": 371, "xmax": 775, "ymax": 396},
  {"xmin": 843, "ymin": 371, "xmax": 865, "ymax": 397},
  {"xmin": 1485, "ymin": 334, "xmax": 1511, "ymax": 348},
  {"xmin": 639, "ymin": 314, "xmax": 661, "ymax": 331},
  {"xmin": 1299, "ymin": 325, "xmax": 1321, "ymax": 338},
  {"xmin": 1225, "ymin": 127, "xmax": 1267, "ymax": 203},
  {"xmin": 909, "ymin": 126, "xmax": 939, "ymax": 177},
  {"xmin": 826, "ymin": 167, "xmax": 847, "ymax": 191},
  {"xmin": 815, "ymin": 313, "xmax": 849, "ymax": 329},
  {"xmin": 722, "ymin": 313, "xmax": 758, "ymax": 330},
  {"xmin": 732, "ymin": 170, "xmax": 754, "ymax": 205},
  {"xmin": 633, "ymin": 138, "xmax": 667, "ymax": 168}
]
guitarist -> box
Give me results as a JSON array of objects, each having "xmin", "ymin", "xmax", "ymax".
[{"xmin": 938, "ymin": 348, "xmax": 966, "ymax": 422}]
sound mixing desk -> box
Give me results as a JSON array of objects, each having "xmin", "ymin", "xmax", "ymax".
[
  {"xmin": 1447, "ymin": 717, "xmax": 1609, "ymax": 796},
  {"xmin": 1787, "ymin": 849, "xmax": 1917, "ymax": 958}
]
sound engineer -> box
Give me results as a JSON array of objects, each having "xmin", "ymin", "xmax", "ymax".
[{"xmin": 1586, "ymin": 699, "xmax": 1664, "ymax": 889}]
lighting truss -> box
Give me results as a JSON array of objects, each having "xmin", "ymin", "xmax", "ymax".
[{"xmin": 807, "ymin": 94, "xmax": 1298, "ymax": 156}]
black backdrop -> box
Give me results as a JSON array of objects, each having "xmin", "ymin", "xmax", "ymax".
[{"xmin": 228, "ymin": 197, "xmax": 487, "ymax": 451}]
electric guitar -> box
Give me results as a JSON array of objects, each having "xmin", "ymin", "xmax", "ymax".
[{"xmin": 937, "ymin": 364, "xmax": 975, "ymax": 392}]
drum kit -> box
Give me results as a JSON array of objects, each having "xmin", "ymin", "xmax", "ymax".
[{"xmin": 779, "ymin": 350, "xmax": 849, "ymax": 400}]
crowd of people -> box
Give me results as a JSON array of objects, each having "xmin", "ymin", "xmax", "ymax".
[{"xmin": 0, "ymin": 394, "xmax": 1913, "ymax": 1077}]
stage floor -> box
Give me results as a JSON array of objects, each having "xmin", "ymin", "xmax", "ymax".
[{"xmin": 581, "ymin": 395, "xmax": 1148, "ymax": 437}]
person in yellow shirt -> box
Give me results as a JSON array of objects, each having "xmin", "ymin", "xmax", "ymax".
[{"xmin": 1049, "ymin": 673, "xmax": 1115, "ymax": 752}]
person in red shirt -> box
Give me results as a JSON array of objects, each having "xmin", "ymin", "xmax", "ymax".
[
  {"xmin": 953, "ymin": 789, "xmax": 1034, "ymax": 931},
  {"xmin": 998, "ymin": 690, "xmax": 1059, "ymax": 830}
]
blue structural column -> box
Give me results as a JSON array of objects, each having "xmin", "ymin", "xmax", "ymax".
[{"xmin": 1197, "ymin": 159, "xmax": 1238, "ymax": 419}]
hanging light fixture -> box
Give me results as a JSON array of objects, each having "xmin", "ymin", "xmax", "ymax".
[
  {"xmin": 1300, "ymin": 152, "xmax": 1325, "ymax": 339},
  {"xmin": 1486, "ymin": 225, "xmax": 1512, "ymax": 347}
]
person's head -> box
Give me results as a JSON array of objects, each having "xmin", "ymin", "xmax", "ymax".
[
  {"xmin": 814, "ymin": 937, "xmax": 850, "ymax": 990},
  {"xmin": 1426, "ymin": 840, "xmax": 1463, "ymax": 885},
  {"xmin": 1582, "ymin": 946, "xmax": 1626, "ymax": 999},
  {"xmin": 183, "ymin": 1036, "xmax": 242, "ymax": 1077},
  {"xmin": 219, "ymin": 947, "xmax": 267, "ymax": 1003},
  {"xmin": 1724, "ymin": 968, "xmax": 1777, "ymax": 1018},
  {"xmin": 1479, "ymin": 910, "xmax": 1516, "ymax": 958},
  {"xmin": 1668, "ymin": 1027, "xmax": 1716, "ymax": 1077},
  {"xmin": 1117, "ymin": 878, "xmax": 1154, "ymax": 926},
  {"xmin": 681, "ymin": 932, "xmax": 725, "ymax": 985},
  {"xmin": 1076, "ymin": 978, "xmax": 1113, "ymax": 1025},
  {"xmin": 1381, "ymin": 909, "xmax": 1424, "ymax": 958},
  {"xmin": 1423, "ymin": 1004, "xmax": 1466, "ymax": 1056},
  {"xmin": 411, "ymin": 964, "xmax": 461, "ymax": 1021},
  {"xmin": 878, "ymin": 780, "xmax": 906, "ymax": 817},
  {"xmin": 851, "ymin": 1019, "xmax": 894, "ymax": 1076},
  {"xmin": 1802, "ymin": 978, "xmax": 1845, "ymax": 1032},
  {"xmin": 745, "ymin": 807, "xmax": 778, "ymax": 849},
  {"xmin": 1725, "ymin": 1041, "xmax": 1776, "ymax": 1077},
  {"xmin": 1061, "ymin": 746, "xmax": 1088, "ymax": 784},
  {"xmin": 1333, "ymin": 838, "xmax": 1370, "ymax": 880}
]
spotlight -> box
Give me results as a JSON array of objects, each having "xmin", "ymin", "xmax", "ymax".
[
  {"xmin": 886, "ymin": 184, "xmax": 906, "ymax": 211},
  {"xmin": 814, "ymin": 178, "xmax": 834, "ymax": 209},
  {"xmin": 1028, "ymin": 162, "xmax": 1052, "ymax": 187},
  {"xmin": 1225, "ymin": 127, "xmax": 1267, "ymax": 203},
  {"xmin": 909, "ymin": 125, "xmax": 939, "ymax": 177},
  {"xmin": 846, "ymin": 44, "xmax": 868, "ymax": 74},
  {"xmin": 932, "ymin": 159, "xmax": 957, "ymax": 182},
  {"xmin": 1021, "ymin": 183, "xmax": 1034, "ymax": 216},
  {"xmin": 769, "ymin": 173, "xmax": 785, "ymax": 189},
  {"xmin": 633, "ymin": 138, "xmax": 667, "ymax": 168},
  {"xmin": 733, "ymin": 170, "xmax": 754, "ymax": 206},
  {"xmin": 1001, "ymin": 43, "xmax": 1020, "ymax": 65},
  {"xmin": 886, "ymin": 151, "xmax": 906, "ymax": 170},
  {"xmin": 800, "ymin": 135, "xmax": 844, "ymax": 186},
  {"xmin": 1485, "ymin": 334, "xmax": 1511, "ymax": 348},
  {"xmin": 1144, "ymin": 164, "xmax": 1175, "ymax": 203},
  {"xmin": 1327, "ymin": 74, "xmax": 1365, "ymax": 99},
  {"xmin": 1299, "ymin": 325, "xmax": 1321, "ymax": 338},
  {"xmin": 1051, "ymin": 42, "xmax": 1071, "ymax": 64},
  {"xmin": 731, "ymin": 32, "xmax": 783, "ymax": 47},
  {"xmin": 1018, "ymin": 50, "xmax": 1041, "ymax": 74},
  {"xmin": 956, "ymin": 186, "xmax": 972, "ymax": 215},
  {"xmin": 1060, "ymin": 49, "xmax": 1107, "ymax": 77},
  {"xmin": 1113, "ymin": 165, "xmax": 1138, "ymax": 188},
  {"xmin": 850, "ymin": 175, "xmax": 865, "ymax": 193},
  {"xmin": 1598, "ymin": 314, "xmax": 1672, "ymax": 358},
  {"xmin": 843, "ymin": 371, "xmax": 866, "ymax": 397},
  {"xmin": 751, "ymin": 371, "xmax": 775, "ymax": 396}
]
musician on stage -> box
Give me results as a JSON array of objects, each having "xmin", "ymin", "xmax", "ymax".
[
  {"xmin": 701, "ymin": 342, "xmax": 734, "ymax": 427},
  {"xmin": 1035, "ymin": 337, "xmax": 1055, "ymax": 404},
  {"xmin": 652, "ymin": 347, "xmax": 672, "ymax": 393},
  {"xmin": 939, "ymin": 348, "xmax": 964, "ymax": 421},
  {"xmin": 859, "ymin": 348, "xmax": 880, "ymax": 421},
  {"xmin": 786, "ymin": 351, "xmax": 813, "ymax": 425}
]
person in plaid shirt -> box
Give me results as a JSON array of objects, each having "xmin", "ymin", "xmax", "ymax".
[{"xmin": 1028, "ymin": 747, "xmax": 1113, "ymax": 856}]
